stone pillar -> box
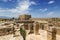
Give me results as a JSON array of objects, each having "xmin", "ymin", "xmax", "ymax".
[
  {"xmin": 24, "ymin": 23, "xmax": 28, "ymax": 30},
  {"xmin": 25, "ymin": 24, "xmax": 30, "ymax": 35},
  {"xmin": 28, "ymin": 24, "xmax": 31, "ymax": 30},
  {"xmin": 28, "ymin": 23, "xmax": 34, "ymax": 34},
  {"xmin": 34, "ymin": 22, "xmax": 39, "ymax": 35},
  {"xmin": 44, "ymin": 23, "xmax": 48, "ymax": 30},
  {"xmin": 47, "ymin": 28, "xmax": 56, "ymax": 40}
]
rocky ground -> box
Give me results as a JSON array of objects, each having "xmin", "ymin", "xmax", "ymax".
[
  {"xmin": 0, "ymin": 29, "xmax": 48, "ymax": 40},
  {"xmin": 26, "ymin": 29, "xmax": 47, "ymax": 40},
  {"xmin": 0, "ymin": 34, "xmax": 23, "ymax": 40},
  {"xmin": 0, "ymin": 29, "xmax": 60, "ymax": 40}
]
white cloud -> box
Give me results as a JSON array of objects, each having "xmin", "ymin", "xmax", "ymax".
[
  {"xmin": 0, "ymin": 0, "xmax": 36, "ymax": 17},
  {"xmin": 48, "ymin": 1, "xmax": 54, "ymax": 4},
  {"xmin": 16, "ymin": 0, "xmax": 36, "ymax": 13},
  {"xmin": 47, "ymin": 12, "xmax": 54, "ymax": 16},
  {"xmin": 40, "ymin": 8, "xmax": 48, "ymax": 12}
]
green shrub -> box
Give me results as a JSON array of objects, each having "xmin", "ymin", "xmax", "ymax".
[{"xmin": 20, "ymin": 28, "xmax": 26, "ymax": 40}]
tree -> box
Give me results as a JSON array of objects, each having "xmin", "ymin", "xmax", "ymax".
[{"xmin": 20, "ymin": 28, "xmax": 26, "ymax": 40}]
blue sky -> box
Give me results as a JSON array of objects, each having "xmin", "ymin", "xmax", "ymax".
[{"xmin": 0, "ymin": 0, "xmax": 60, "ymax": 18}]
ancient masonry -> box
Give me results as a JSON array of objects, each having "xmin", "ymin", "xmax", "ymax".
[{"xmin": 0, "ymin": 14, "xmax": 60, "ymax": 40}]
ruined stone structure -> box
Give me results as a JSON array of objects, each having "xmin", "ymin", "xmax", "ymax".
[{"xmin": 0, "ymin": 14, "xmax": 60, "ymax": 40}]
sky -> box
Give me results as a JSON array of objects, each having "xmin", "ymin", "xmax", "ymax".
[{"xmin": 0, "ymin": 0, "xmax": 60, "ymax": 18}]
